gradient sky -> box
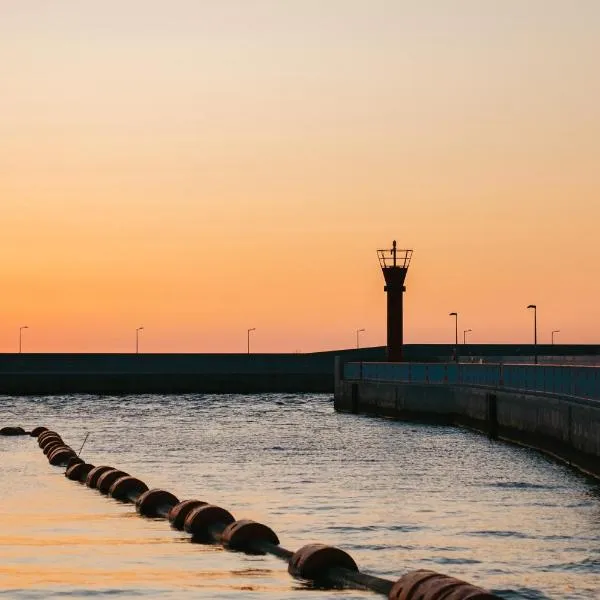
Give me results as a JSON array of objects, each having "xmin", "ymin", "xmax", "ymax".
[{"xmin": 1, "ymin": 1, "xmax": 599, "ymax": 353}]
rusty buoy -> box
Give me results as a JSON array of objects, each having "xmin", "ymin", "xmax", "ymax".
[
  {"xmin": 65, "ymin": 462, "xmax": 96, "ymax": 482},
  {"xmin": 46, "ymin": 444, "xmax": 74, "ymax": 459},
  {"xmin": 39, "ymin": 437, "xmax": 62, "ymax": 451},
  {"xmin": 183, "ymin": 504, "xmax": 235, "ymax": 540},
  {"xmin": 109, "ymin": 476, "xmax": 149, "ymax": 502},
  {"xmin": 136, "ymin": 489, "xmax": 180, "ymax": 518},
  {"xmin": 288, "ymin": 543, "xmax": 358, "ymax": 582},
  {"xmin": 38, "ymin": 431, "xmax": 61, "ymax": 446},
  {"xmin": 39, "ymin": 433, "xmax": 62, "ymax": 446},
  {"xmin": 96, "ymin": 469, "xmax": 130, "ymax": 495},
  {"xmin": 42, "ymin": 441, "xmax": 64, "ymax": 455},
  {"xmin": 46, "ymin": 443, "xmax": 73, "ymax": 456},
  {"xmin": 168, "ymin": 500, "xmax": 208, "ymax": 531},
  {"xmin": 30, "ymin": 426, "xmax": 48, "ymax": 437},
  {"xmin": 387, "ymin": 570, "xmax": 499, "ymax": 600},
  {"xmin": 86, "ymin": 466, "xmax": 115, "ymax": 488},
  {"xmin": 38, "ymin": 435, "xmax": 64, "ymax": 452},
  {"xmin": 0, "ymin": 426, "xmax": 26, "ymax": 436},
  {"xmin": 49, "ymin": 447, "xmax": 77, "ymax": 466},
  {"xmin": 222, "ymin": 519, "xmax": 280, "ymax": 553},
  {"xmin": 66, "ymin": 456, "xmax": 85, "ymax": 470}
]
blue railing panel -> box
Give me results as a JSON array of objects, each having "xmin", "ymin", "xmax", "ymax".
[
  {"xmin": 344, "ymin": 363, "xmax": 361, "ymax": 379},
  {"xmin": 343, "ymin": 361, "xmax": 600, "ymax": 402}
]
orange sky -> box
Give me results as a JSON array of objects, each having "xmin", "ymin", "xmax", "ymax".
[{"xmin": 1, "ymin": 1, "xmax": 599, "ymax": 353}]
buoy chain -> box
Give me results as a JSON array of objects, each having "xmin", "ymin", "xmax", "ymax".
[{"xmin": 22, "ymin": 426, "xmax": 500, "ymax": 599}]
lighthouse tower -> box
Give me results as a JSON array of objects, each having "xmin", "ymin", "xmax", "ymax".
[{"xmin": 377, "ymin": 241, "xmax": 412, "ymax": 362}]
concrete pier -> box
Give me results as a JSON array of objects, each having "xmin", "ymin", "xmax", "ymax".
[{"xmin": 335, "ymin": 361, "xmax": 600, "ymax": 479}]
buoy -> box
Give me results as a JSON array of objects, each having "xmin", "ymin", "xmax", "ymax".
[
  {"xmin": 43, "ymin": 441, "xmax": 66, "ymax": 456},
  {"xmin": 288, "ymin": 543, "xmax": 358, "ymax": 583},
  {"xmin": 387, "ymin": 569, "xmax": 499, "ymax": 600},
  {"xmin": 109, "ymin": 476, "xmax": 149, "ymax": 502},
  {"xmin": 168, "ymin": 500, "xmax": 208, "ymax": 531},
  {"xmin": 136, "ymin": 489, "xmax": 179, "ymax": 518},
  {"xmin": 45, "ymin": 444, "xmax": 73, "ymax": 459},
  {"xmin": 96, "ymin": 469, "xmax": 130, "ymax": 495},
  {"xmin": 49, "ymin": 449, "xmax": 77, "ymax": 466},
  {"xmin": 222, "ymin": 519, "xmax": 280, "ymax": 553},
  {"xmin": 1, "ymin": 426, "xmax": 26, "ymax": 436},
  {"xmin": 86, "ymin": 466, "xmax": 115, "ymax": 488},
  {"xmin": 39, "ymin": 435, "xmax": 63, "ymax": 449},
  {"xmin": 38, "ymin": 431, "xmax": 61, "ymax": 445},
  {"xmin": 183, "ymin": 504, "xmax": 235, "ymax": 541},
  {"xmin": 65, "ymin": 456, "xmax": 85, "ymax": 470},
  {"xmin": 39, "ymin": 438, "xmax": 62, "ymax": 451},
  {"xmin": 49, "ymin": 447, "xmax": 77, "ymax": 466},
  {"xmin": 30, "ymin": 426, "xmax": 48, "ymax": 437},
  {"xmin": 65, "ymin": 463, "xmax": 96, "ymax": 482}
]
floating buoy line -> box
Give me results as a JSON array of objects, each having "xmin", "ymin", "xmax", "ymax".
[{"xmin": 2, "ymin": 425, "xmax": 499, "ymax": 599}]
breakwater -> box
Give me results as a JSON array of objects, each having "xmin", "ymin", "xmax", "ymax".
[
  {"xmin": 0, "ymin": 349, "xmax": 385, "ymax": 395},
  {"xmin": 1, "ymin": 345, "xmax": 598, "ymax": 395},
  {"xmin": 335, "ymin": 361, "xmax": 600, "ymax": 479}
]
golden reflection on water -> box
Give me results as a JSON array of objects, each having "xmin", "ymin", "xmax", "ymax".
[
  {"xmin": 0, "ymin": 443, "xmax": 297, "ymax": 597},
  {"xmin": 0, "ymin": 562, "xmax": 281, "ymax": 594}
]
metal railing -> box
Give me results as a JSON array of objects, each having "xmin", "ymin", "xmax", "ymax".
[{"xmin": 343, "ymin": 362, "xmax": 600, "ymax": 402}]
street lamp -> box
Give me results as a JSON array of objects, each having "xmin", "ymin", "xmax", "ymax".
[
  {"xmin": 463, "ymin": 329, "xmax": 472, "ymax": 344},
  {"xmin": 449, "ymin": 313, "xmax": 458, "ymax": 344},
  {"xmin": 356, "ymin": 328, "xmax": 365, "ymax": 349},
  {"xmin": 136, "ymin": 327, "xmax": 144, "ymax": 354},
  {"xmin": 527, "ymin": 305, "xmax": 537, "ymax": 364},
  {"xmin": 247, "ymin": 328, "xmax": 256, "ymax": 354},
  {"xmin": 19, "ymin": 326, "xmax": 29, "ymax": 354},
  {"xmin": 552, "ymin": 329, "xmax": 560, "ymax": 345}
]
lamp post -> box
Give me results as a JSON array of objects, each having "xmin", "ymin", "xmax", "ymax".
[
  {"xmin": 19, "ymin": 326, "xmax": 29, "ymax": 354},
  {"xmin": 551, "ymin": 329, "xmax": 560, "ymax": 345},
  {"xmin": 527, "ymin": 305, "xmax": 537, "ymax": 364},
  {"xmin": 247, "ymin": 328, "xmax": 256, "ymax": 354},
  {"xmin": 356, "ymin": 328, "xmax": 365, "ymax": 349},
  {"xmin": 135, "ymin": 326, "xmax": 144, "ymax": 354},
  {"xmin": 463, "ymin": 329, "xmax": 472, "ymax": 344},
  {"xmin": 449, "ymin": 313, "xmax": 458, "ymax": 344}
]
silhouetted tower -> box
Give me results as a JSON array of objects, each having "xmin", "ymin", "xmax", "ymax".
[{"xmin": 377, "ymin": 241, "xmax": 413, "ymax": 362}]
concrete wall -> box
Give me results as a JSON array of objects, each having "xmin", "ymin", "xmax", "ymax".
[
  {"xmin": 335, "ymin": 375, "xmax": 600, "ymax": 479},
  {"xmin": 0, "ymin": 349, "xmax": 383, "ymax": 395},
  {"xmin": 0, "ymin": 350, "xmax": 382, "ymax": 376}
]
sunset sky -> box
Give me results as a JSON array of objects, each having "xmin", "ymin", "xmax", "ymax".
[{"xmin": 1, "ymin": 1, "xmax": 599, "ymax": 353}]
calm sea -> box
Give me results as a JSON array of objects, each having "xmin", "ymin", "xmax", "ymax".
[{"xmin": 1, "ymin": 394, "xmax": 599, "ymax": 599}]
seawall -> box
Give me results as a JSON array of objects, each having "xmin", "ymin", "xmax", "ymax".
[
  {"xmin": 335, "ymin": 362, "xmax": 600, "ymax": 480},
  {"xmin": 2, "ymin": 345, "xmax": 598, "ymax": 395},
  {"xmin": 0, "ymin": 349, "xmax": 386, "ymax": 395}
]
